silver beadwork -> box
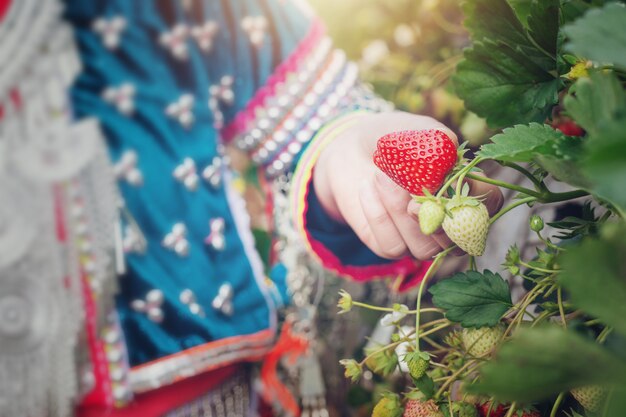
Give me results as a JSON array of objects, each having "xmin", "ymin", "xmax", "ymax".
[
  {"xmin": 113, "ymin": 150, "xmax": 143, "ymax": 186},
  {"xmin": 204, "ymin": 218, "xmax": 226, "ymax": 251},
  {"xmin": 166, "ymin": 94, "xmax": 195, "ymax": 128},
  {"xmin": 191, "ymin": 21, "xmax": 218, "ymax": 52},
  {"xmin": 122, "ymin": 224, "xmax": 146, "ymax": 254},
  {"xmin": 131, "ymin": 289, "xmax": 165, "ymax": 323},
  {"xmin": 160, "ymin": 24, "xmax": 190, "ymax": 60},
  {"xmin": 173, "ymin": 158, "xmax": 199, "ymax": 191},
  {"xmin": 102, "ymin": 83, "xmax": 135, "ymax": 115},
  {"xmin": 162, "ymin": 223, "xmax": 189, "ymax": 257},
  {"xmin": 241, "ymin": 16, "xmax": 268, "ymax": 46},
  {"xmin": 211, "ymin": 283, "xmax": 234, "ymax": 316},
  {"xmin": 208, "ymin": 76, "xmax": 234, "ymax": 129},
  {"xmin": 201, "ymin": 157, "xmax": 223, "ymax": 189},
  {"xmin": 179, "ymin": 290, "xmax": 206, "ymax": 317},
  {"xmin": 92, "ymin": 16, "xmax": 127, "ymax": 50}
]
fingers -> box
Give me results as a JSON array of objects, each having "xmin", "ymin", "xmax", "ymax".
[
  {"xmin": 358, "ymin": 178, "xmax": 408, "ymax": 259},
  {"xmin": 375, "ymin": 172, "xmax": 443, "ymax": 260}
]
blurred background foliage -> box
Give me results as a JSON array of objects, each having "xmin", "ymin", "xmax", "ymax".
[{"xmin": 310, "ymin": 0, "xmax": 492, "ymax": 146}]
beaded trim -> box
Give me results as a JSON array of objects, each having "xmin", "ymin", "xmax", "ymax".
[
  {"xmin": 221, "ymin": 20, "xmax": 326, "ymax": 142},
  {"xmin": 163, "ymin": 369, "xmax": 251, "ymax": 417},
  {"xmin": 226, "ymin": 24, "xmax": 392, "ymax": 177},
  {"xmin": 128, "ymin": 329, "xmax": 273, "ymax": 393}
]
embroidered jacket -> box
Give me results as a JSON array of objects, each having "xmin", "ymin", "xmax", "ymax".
[{"xmin": 0, "ymin": 0, "xmax": 427, "ymax": 415}]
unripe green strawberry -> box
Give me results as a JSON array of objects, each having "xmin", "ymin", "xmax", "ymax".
[
  {"xmin": 418, "ymin": 200, "xmax": 445, "ymax": 235},
  {"xmin": 373, "ymin": 394, "xmax": 403, "ymax": 417},
  {"xmin": 461, "ymin": 325, "xmax": 505, "ymax": 357},
  {"xmin": 407, "ymin": 355, "xmax": 429, "ymax": 380},
  {"xmin": 452, "ymin": 402, "xmax": 479, "ymax": 417},
  {"xmin": 403, "ymin": 400, "xmax": 443, "ymax": 417},
  {"xmin": 571, "ymin": 385, "xmax": 607, "ymax": 413},
  {"xmin": 442, "ymin": 196, "xmax": 490, "ymax": 256}
]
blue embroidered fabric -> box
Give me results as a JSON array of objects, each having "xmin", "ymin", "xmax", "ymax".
[{"xmin": 64, "ymin": 0, "xmax": 311, "ymax": 366}]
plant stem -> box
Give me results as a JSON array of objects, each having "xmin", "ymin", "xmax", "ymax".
[
  {"xmin": 490, "ymin": 197, "xmax": 537, "ymax": 225},
  {"xmin": 415, "ymin": 246, "xmax": 456, "ymax": 351},
  {"xmin": 501, "ymin": 161, "xmax": 545, "ymax": 189},
  {"xmin": 435, "ymin": 360, "xmax": 477, "ymax": 399},
  {"xmin": 550, "ymin": 393, "xmax": 565, "ymax": 417},
  {"xmin": 557, "ymin": 287, "xmax": 567, "ymax": 328},
  {"xmin": 597, "ymin": 327, "xmax": 613, "ymax": 344},
  {"xmin": 350, "ymin": 301, "xmax": 443, "ymax": 315},
  {"xmin": 466, "ymin": 173, "xmax": 539, "ymax": 197},
  {"xmin": 436, "ymin": 158, "xmax": 483, "ymax": 199},
  {"xmin": 540, "ymin": 189, "xmax": 590, "ymax": 203},
  {"xmin": 419, "ymin": 322, "xmax": 454, "ymax": 339},
  {"xmin": 358, "ymin": 339, "xmax": 404, "ymax": 367},
  {"xmin": 504, "ymin": 402, "xmax": 517, "ymax": 417},
  {"xmin": 519, "ymin": 260, "xmax": 559, "ymax": 274},
  {"xmin": 466, "ymin": 172, "xmax": 590, "ymax": 203}
]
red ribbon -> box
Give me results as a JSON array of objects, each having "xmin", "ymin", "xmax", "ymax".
[{"xmin": 260, "ymin": 322, "xmax": 309, "ymax": 417}]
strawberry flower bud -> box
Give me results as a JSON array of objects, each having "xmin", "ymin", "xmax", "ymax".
[
  {"xmin": 337, "ymin": 289, "xmax": 353, "ymax": 314},
  {"xmin": 339, "ymin": 358, "xmax": 362, "ymax": 383}
]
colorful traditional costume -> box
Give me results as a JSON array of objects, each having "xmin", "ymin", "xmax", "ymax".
[{"xmin": 0, "ymin": 1, "xmax": 429, "ymax": 416}]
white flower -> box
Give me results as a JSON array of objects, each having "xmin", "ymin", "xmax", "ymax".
[
  {"xmin": 361, "ymin": 40, "xmax": 389, "ymax": 67},
  {"xmin": 395, "ymin": 326, "xmax": 414, "ymax": 372},
  {"xmin": 394, "ymin": 24, "xmax": 415, "ymax": 47},
  {"xmin": 380, "ymin": 304, "xmax": 409, "ymax": 327}
]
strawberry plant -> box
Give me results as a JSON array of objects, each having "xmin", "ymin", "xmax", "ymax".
[{"xmin": 338, "ymin": 1, "xmax": 626, "ymax": 416}]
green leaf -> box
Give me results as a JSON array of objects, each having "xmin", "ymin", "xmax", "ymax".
[
  {"xmin": 582, "ymin": 115, "xmax": 626, "ymax": 213},
  {"xmin": 507, "ymin": 0, "xmax": 533, "ymax": 26},
  {"xmin": 559, "ymin": 227, "xmax": 626, "ymax": 335},
  {"xmin": 469, "ymin": 326, "xmax": 626, "ymax": 402},
  {"xmin": 454, "ymin": 41, "xmax": 559, "ymax": 128},
  {"xmin": 534, "ymin": 135, "xmax": 592, "ymax": 188},
  {"xmin": 477, "ymin": 123, "xmax": 566, "ymax": 162},
  {"xmin": 429, "ymin": 270, "xmax": 512, "ymax": 328},
  {"xmin": 463, "ymin": 0, "xmax": 530, "ymax": 48},
  {"xmin": 564, "ymin": 2, "xmax": 626, "ymax": 69},
  {"xmin": 413, "ymin": 374, "xmax": 436, "ymax": 400},
  {"xmin": 564, "ymin": 71, "xmax": 626, "ymax": 136},
  {"xmin": 527, "ymin": 0, "xmax": 560, "ymax": 55},
  {"xmin": 454, "ymin": 0, "xmax": 559, "ymax": 128}
]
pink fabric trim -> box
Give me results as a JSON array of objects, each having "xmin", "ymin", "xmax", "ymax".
[
  {"xmin": 221, "ymin": 19, "xmax": 326, "ymax": 142},
  {"xmin": 302, "ymin": 170, "xmax": 431, "ymax": 292},
  {"xmin": 0, "ymin": 0, "xmax": 10, "ymax": 24}
]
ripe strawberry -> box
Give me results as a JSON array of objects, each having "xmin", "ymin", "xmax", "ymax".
[
  {"xmin": 461, "ymin": 325, "xmax": 505, "ymax": 357},
  {"xmin": 477, "ymin": 402, "xmax": 507, "ymax": 417},
  {"xmin": 373, "ymin": 394, "xmax": 403, "ymax": 417},
  {"xmin": 418, "ymin": 200, "xmax": 445, "ymax": 235},
  {"xmin": 518, "ymin": 410, "xmax": 540, "ymax": 417},
  {"xmin": 442, "ymin": 196, "xmax": 490, "ymax": 256},
  {"xmin": 571, "ymin": 385, "xmax": 607, "ymax": 413},
  {"xmin": 373, "ymin": 130, "xmax": 457, "ymax": 196},
  {"xmin": 553, "ymin": 119, "xmax": 585, "ymax": 137},
  {"xmin": 403, "ymin": 400, "xmax": 443, "ymax": 417}
]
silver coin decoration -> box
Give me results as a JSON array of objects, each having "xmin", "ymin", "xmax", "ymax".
[
  {"xmin": 204, "ymin": 217, "xmax": 226, "ymax": 251},
  {"xmin": 0, "ymin": 178, "xmax": 37, "ymax": 268},
  {"xmin": 211, "ymin": 283, "xmax": 234, "ymax": 316}
]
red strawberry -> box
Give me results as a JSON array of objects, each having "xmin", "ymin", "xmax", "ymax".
[
  {"xmin": 552, "ymin": 119, "xmax": 584, "ymax": 137},
  {"xmin": 477, "ymin": 402, "xmax": 507, "ymax": 417},
  {"xmin": 373, "ymin": 130, "xmax": 457, "ymax": 196}
]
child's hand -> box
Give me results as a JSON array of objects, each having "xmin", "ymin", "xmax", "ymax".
[{"xmin": 313, "ymin": 112, "xmax": 503, "ymax": 260}]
